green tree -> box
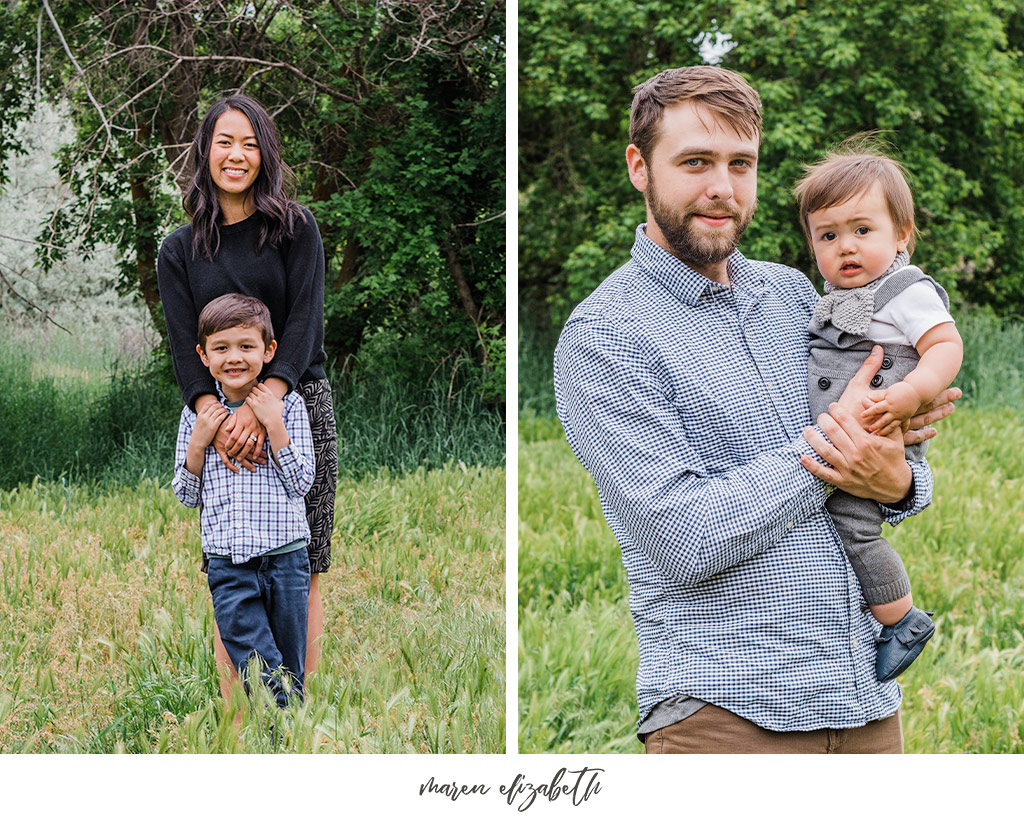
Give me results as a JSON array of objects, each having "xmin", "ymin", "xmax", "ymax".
[
  {"xmin": 0, "ymin": 1, "xmax": 505, "ymax": 396},
  {"xmin": 519, "ymin": 0, "xmax": 1024, "ymax": 329}
]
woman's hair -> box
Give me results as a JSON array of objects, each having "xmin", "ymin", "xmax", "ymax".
[{"xmin": 184, "ymin": 94, "xmax": 304, "ymax": 260}]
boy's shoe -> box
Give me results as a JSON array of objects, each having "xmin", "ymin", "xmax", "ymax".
[{"xmin": 875, "ymin": 606, "xmax": 935, "ymax": 682}]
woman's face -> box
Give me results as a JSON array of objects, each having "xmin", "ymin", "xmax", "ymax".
[{"xmin": 207, "ymin": 108, "xmax": 261, "ymax": 202}]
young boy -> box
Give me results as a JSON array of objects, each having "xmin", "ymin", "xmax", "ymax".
[
  {"xmin": 794, "ymin": 138, "xmax": 963, "ymax": 682},
  {"xmin": 172, "ymin": 293, "xmax": 316, "ymax": 707}
]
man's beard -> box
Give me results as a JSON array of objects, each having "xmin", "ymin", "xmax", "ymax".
[{"xmin": 647, "ymin": 174, "xmax": 755, "ymax": 267}]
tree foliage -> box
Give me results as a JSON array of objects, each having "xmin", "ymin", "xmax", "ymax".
[
  {"xmin": 0, "ymin": 1, "xmax": 505, "ymax": 397},
  {"xmin": 519, "ymin": 0, "xmax": 1024, "ymax": 328}
]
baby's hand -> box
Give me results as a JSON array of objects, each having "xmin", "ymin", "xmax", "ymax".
[
  {"xmin": 860, "ymin": 381, "xmax": 921, "ymax": 435},
  {"xmin": 193, "ymin": 403, "xmax": 230, "ymax": 447},
  {"xmin": 246, "ymin": 382, "xmax": 284, "ymax": 429}
]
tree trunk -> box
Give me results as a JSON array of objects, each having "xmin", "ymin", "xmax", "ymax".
[{"xmin": 441, "ymin": 235, "xmax": 486, "ymax": 364}]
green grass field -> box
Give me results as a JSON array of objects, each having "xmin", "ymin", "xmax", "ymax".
[
  {"xmin": 0, "ymin": 464, "xmax": 505, "ymax": 753},
  {"xmin": 519, "ymin": 407, "xmax": 1024, "ymax": 753}
]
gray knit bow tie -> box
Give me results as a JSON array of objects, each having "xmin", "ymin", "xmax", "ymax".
[{"xmin": 811, "ymin": 251, "xmax": 909, "ymax": 335}]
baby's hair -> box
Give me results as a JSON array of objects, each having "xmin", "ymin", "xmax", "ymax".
[
  {"xmin": 793, "ymin": 134, "xmax": 918, "ymax": 254},
  {"xmin": 197, "ymin": 293, "xmax": 274, "ymax": 350}
]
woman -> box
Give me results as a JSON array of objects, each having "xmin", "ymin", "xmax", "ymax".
[{"xmin": 157, "ymin": 94, "xmax": 337, "ymax": 696}]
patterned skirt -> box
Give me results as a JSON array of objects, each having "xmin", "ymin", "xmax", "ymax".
[{"xmin": 297, "ymin": 378, "xmax": 337, "ymax": 574}]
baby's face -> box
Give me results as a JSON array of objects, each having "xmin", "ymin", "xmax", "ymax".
[{"xmin": 806, "ymin": 181, "xmax": 913, "ymax": 289}]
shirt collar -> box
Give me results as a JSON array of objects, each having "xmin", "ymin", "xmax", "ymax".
[{"xmin": 630, "ymin": 224, "xmax": 762, "ymax": 305}]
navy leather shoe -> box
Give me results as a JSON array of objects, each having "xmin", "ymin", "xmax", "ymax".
[{"xmin": 876, "ymin": 606, "xmax": 935, "ymax": 681}]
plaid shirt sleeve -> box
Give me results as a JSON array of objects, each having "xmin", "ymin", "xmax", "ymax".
[
  {"xmin": 171, "ymin": 406, "xmax": 201, "ymax": 508},
  {"xmin": 270, "ymin": 392, "xmax": 316, "ymax": 499},
  {"xmin": 556, "ymin": 317, "xmax": 833, "ymax": 586},
  {"xmin": 879, "ymin": 458, "xmax": 932, "ymax": 524}
]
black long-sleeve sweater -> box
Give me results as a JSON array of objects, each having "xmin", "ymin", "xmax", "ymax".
[{"xmin": 157, "ymin": 205, "xmax": 327, "ymax": 410}]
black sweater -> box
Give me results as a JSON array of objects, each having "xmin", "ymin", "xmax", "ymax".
[{"xmin": 157, "ymin": 205, "xmax": 327, "ymax": 410}]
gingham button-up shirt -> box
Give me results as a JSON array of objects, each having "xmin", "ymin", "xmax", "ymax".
[
  {"xmin": 173, "ymin": 388, "xmax": 315, "ymax": 563},
  {"xmin": 554, "ymin": 226, "xmax": 932, "ymax": 732}
]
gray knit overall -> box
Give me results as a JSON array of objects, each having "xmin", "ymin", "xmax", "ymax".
[{"xmin": 807, "ymin": 265, "xmax": 950, "ymax": 605}]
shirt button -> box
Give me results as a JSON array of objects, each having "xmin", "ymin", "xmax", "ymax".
[
  {"xmin": 785, "ymin": 521, "xmax": 793, "ymax": 530},
  {"xmin": 881, "ymin": 356, "xmax": 894, "ymax": 369},
  {"xmin": 870, "ymin": 374, "xmax": 884, "ymax": 388},
  {"xmin": 852, "ymin": 639, "xmax": 859, "ymax": 648},
  {"xmin": 818, "ymin": 377, "xmax": 831, "ymax": 390}
]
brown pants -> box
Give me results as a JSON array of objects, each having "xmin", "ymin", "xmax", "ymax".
[{"xmin": 644, "ymin": 703, "xmax": 903, "ymax": 754}]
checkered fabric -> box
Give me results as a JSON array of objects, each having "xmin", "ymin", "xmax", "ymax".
[
  {"xmin": 554, "ymin": 226, "xmax": 933, "ymax": 732},
  {"xmin": 173, "ymin": 387, "xmax": 316, "ymax": 564}
]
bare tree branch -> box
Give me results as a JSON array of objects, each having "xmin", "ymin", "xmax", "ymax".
[
  {"xmin": 0, "ymin": 233, "xmax": 73, "ymax": 253},
  {"xmin": 41, "ymin": 0, "xmax": 114, "ymax": 146},
  {"xmin": 0, "ymin": 260, "xmax": 72, "ymax": 334},
  {"xmin": 454, "ymin": 210, "xmax": 506, "ymax": 228}
]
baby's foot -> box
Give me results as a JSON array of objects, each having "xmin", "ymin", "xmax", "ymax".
[{"xmin": 875, "ymin": 606, "xmax": 935, "ymax": 681}]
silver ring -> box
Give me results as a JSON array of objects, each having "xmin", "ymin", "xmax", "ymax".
[{"xmin": 250, "ymin": 435, "xmax": 258, "ymax": 443}]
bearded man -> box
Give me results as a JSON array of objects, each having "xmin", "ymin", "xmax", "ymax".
[{"xmin": 553, "ymin": 66, "xmax": 959, "ymax": 753}]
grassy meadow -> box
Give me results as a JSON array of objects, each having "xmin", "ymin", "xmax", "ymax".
[
  {"xmin": 519, "ymin": 312, "xmax": 1024, "ymax": 754},
  {"xmin": 0, "ymin": 465, "xmax": 504, "ymax": 753},
  {"xmin": 0, "ymin": 321, "xmax": 506, "ymax": 754}
]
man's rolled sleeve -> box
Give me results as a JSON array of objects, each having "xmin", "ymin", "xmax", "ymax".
[{"xmin": 879, "ymin": 457, "xmax": 933, "ymax": 525}]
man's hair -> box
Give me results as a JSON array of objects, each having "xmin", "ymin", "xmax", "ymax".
[
  {"xmin": 196, "ymin": 293, "xmax": 274, "ymax": 349},
  {"xmin": 629, "ymin": 66, "xmax": 763, "ymax": 161},
  {"xmin": 793, "ymin": 135, "xmax": 918, "ymax": 254}
]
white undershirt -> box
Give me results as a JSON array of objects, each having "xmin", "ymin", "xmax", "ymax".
[{"xmin": 867, "ymin": 278, "xmax": 955, "ymax": 346}]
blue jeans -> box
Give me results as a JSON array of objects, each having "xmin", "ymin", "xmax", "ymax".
[{"xmin": 207, "ymin": 548, "xmax": 310, "ymax": 708}]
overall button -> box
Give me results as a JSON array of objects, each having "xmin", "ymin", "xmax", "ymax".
[
  {"xmin": 881, "ymin": 356, "xmax": 894, "ymax": 369},
  {"xmin": 818, "ymin": 377, "xmax": 831, "ymax": 390},
  {"xmin": 870, "ymin": 374, "xmax": 884, "ymax": 388}
]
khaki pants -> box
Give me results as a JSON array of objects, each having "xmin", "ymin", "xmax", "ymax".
[{"xmin": 644, "ymin": 703, "xmax": 903, "ymax": 754}]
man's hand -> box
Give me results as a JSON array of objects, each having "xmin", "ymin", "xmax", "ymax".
[
  {"xmin": 801, "ymin": 404, "xmax": 912, "ymax": 502},
  {"xmin": 832, "ymin": 345, "xmax": 886, "ymax": 419}
]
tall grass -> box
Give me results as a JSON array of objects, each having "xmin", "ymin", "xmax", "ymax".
[
  {"xmin": 519, "ymin": 408, "xmax": 1024, "ymax": 753},
  {"xmin": 332, "ymin": 363, "xmax": 506, "ymax": 478},
  {"xmin": 0, "ymin": 323, "xmax": 505, "ymax": 488},
  {"xmin": 0, "ymin": 465, "xmax": 505, "ymax": 753},
  {"xmin": 518, "ymin": 311, "xmax": 1024, "ymax": 753}
]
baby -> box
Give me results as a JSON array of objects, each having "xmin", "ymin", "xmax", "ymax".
[{"xmin": 794, "ymin": 138, "xmax": 963, "ymax": 682}]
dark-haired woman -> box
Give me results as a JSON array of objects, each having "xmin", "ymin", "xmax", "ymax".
[{"xmin": 157, "ymin": 95, "xmax": 336, "ymax": 698}]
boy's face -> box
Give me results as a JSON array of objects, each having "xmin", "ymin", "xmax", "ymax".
[
  {"xmin": 806, "ymin": 181, "xmax": 913, "ymax": 289},
  {"xmin": 197, "ymin": 324, "xmax": 276, "ymax": 402}
]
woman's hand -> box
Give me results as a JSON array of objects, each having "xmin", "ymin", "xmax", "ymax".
[{"xmin": 214, "ymin": 399, "xmax": 267, "ymax": 473}]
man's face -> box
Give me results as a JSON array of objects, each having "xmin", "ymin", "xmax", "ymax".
[{"xmin": 628, "ymin": 101, "xmax": 759, "ymax": 275}]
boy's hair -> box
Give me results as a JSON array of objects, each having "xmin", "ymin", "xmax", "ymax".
[
  {"xmin": 794, "ymin": 135, "xmax": 918, "ymax": 254},
  {"xmin": 630, "ymin": 66, "xmax": 762, "ymax": 161},
  {"xmin": 196, "ymin": 293, "xmax": 274, "ymax": 350}
]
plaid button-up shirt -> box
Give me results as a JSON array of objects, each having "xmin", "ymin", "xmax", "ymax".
[
  {"xmin": 173, "ymin": 387, "xmax": 315, "ymax": 564},
  {"xmin": 554, "ymin": 226, "xmax": 933, "ymax": 732}
]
